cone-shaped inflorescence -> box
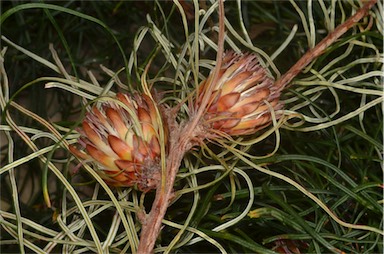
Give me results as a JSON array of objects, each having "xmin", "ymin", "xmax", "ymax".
[
  {"xmin": 70, "ymin": 93, "xmax": 166, "ymax": 192},
  {"xmin": 196, "ymin": 51, "xmax": 283, "ymax": 136}
]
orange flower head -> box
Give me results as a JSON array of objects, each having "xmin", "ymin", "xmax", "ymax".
[
  {"xmin": 70, "ymin": 93, "xmax": 166, "ymax": 192},
  {"xmin": 196, "ymin": 51, "xmax": 283, "ymax": 136}
]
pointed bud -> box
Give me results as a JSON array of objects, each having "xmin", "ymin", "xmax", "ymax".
[
  {"xmin": 196, "ymin": 51, "xmax": 283, "ymax": 136},
  {"xmin": 70, "ymin": 93, "xmax": 167, "ymax": 192}
]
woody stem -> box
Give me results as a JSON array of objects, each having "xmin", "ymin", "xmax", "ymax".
[
  {"xmin": 274, "ymin": 0, "xmax": 377, "ymax": 90},
  {"xmin": 137, "ymin": 2, "xmax": 225, "ymax": 250},
  {"xmin": 137, "ymin": 126, "xmax": 192, "ymax": 253}
]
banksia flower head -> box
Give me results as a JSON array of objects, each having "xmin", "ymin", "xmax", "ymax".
[
  {"xmin": 196, "ymin": 51, "xmax": 283, "ymax": 136},
  {"xmin": 70, "ymin": 93, "xmax": 166, "ymax": 192}
]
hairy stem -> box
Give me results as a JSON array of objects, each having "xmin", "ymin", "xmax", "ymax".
[
  {"xmin": 137, "ymin": 0, "xmax": 226, "ymax": 252},
  {"xmin": 137, "ymin": 125, "xmax": 192, "ymax": 253},
  {"xmin": 275, "ymin": 0, "xmax": 377, "ymax": 90},
  {"xmin": 136, "ymin": 0, "xmax": 377, "ymax": 253}
]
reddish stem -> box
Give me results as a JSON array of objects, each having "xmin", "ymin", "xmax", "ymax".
[
  {"xmin": 274, "ymin": 0, "xmax": 377, "ymax": 90},
  {"xmin": 137, "ymin": 125, "xmax": 193, "ymax": 253},
  {"xmin": 137, "ymin": 0, "xmax": 226, "ymax": 252},
  {"xmin": 135, "ymin": 0, "xmax": 377, "ymax": 253}
]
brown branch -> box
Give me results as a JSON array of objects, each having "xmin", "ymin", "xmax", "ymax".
[
  {"xmin": 274, "ymin": 0, "xmax": 377, "ymax": 90},
  {"xmin": 137, "ymin": 1, "xmax": 226, "ymax": 253},
  {"xmin": 137, "ymin": 128, "xmax": 191, "ymax": 253},
  {"xmin": 189, "ymin": 0, "xmax": 225, "ymax": 136},
  {"xmin": 136, "ymin": 0, "xmax": 377, "ymax": 253}
]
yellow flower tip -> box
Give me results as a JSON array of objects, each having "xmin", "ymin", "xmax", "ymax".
[
  {"xmin": 221, "ymin": 71, "xmax": 251, "ymax": 95},
  {"xmin": 86, "ymin": 144, "xmax": 119, "ymax": 171},
  {"xmin": 108, "ymin": 135, "xmax": 133, "ymax": 160},
  {"xmin": 217, "ymin": 92, "xmax": 240, "ymax": 111},
  {"xmin": 71, "ymin": 92, "xmax": 167, "ymax": 192},
  {"xmin": 247, "ymin": 209, "xmax": 261, "ymax": 219},
  {"xmin": 105, "ymin": 107, "xmax": 128, "ymax": 140},
  {"xmin": 196, "ymin": 50, "xmax": 283, "ymax": 137}
]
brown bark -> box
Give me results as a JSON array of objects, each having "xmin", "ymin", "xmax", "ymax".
[
  {"xmin": 137, "ymin": 123, "xmax": 195, "ymax": 253},
  {"xmin": 274, "ymin": 0, "xmax": 377, "ymax": 90},
  {"xmin": 137, "ymin": 143, "xmax": 187, "ymax": 253},
  {"xmin": 135, "ymin": 0, "xmax": 377, "ymax": 253},
  {"xmin": 137, "ymin": 0, "xmax": 226, "ymax": 252}
]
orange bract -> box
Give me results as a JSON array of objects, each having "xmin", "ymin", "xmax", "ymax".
[
  {"xmin": 196, "ymin": 51, "xmax": 283, "ymax": 136},
  {"xmin": 70, "ymin": 93, "xmax": 166, "ymax": 192}
]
